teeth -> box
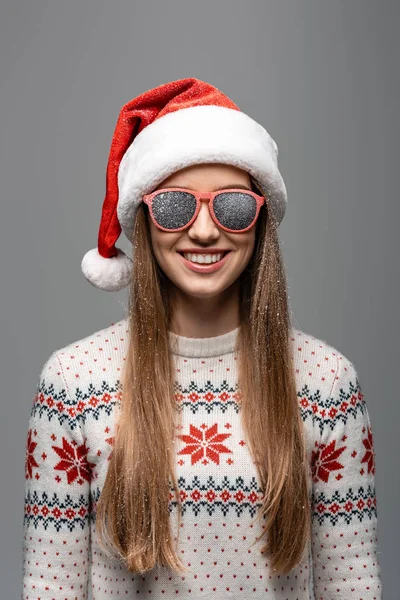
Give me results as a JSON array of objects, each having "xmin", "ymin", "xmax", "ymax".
[{"xmin": 183, "ymin": 252, "xmax": 223, "ymax": 264}]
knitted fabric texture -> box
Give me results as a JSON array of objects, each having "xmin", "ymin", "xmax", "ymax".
[{"xmin": 21, "ymin": 320, "xmax": 382, "ymax": 599}]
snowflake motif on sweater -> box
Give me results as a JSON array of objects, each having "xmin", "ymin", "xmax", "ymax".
[
  {"xmin": 177, "ymin": 423, "xmax": 233, "ymax": 465},
  {"xmin": 21, "ymin": 319, "xmax": 382, "ymax": 599}
]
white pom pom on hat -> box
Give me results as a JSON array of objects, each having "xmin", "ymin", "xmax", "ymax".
[
  {"xmin": 81, "ymin": 248, "xmax": 132, "ymax": 292},
  {"xmin": 81, "ymin": 77, "xmax": 288, "ymax": 291}
]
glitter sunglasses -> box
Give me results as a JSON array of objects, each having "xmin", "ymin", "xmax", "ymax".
[{"xmin": 142, "ymin": 188, "xmax": 266, "ymax": 233}]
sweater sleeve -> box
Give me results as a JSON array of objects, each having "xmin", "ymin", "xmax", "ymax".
[
  {"xmin": 310, "ymin": 354, "xmax": 382, "ymax": 600},
  {"xmin": 21, "ymin": 352, "xmax": 92, "ymax": 600}
]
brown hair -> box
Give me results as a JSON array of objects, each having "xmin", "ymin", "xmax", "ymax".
[{"xmin": 95, "ymin": 180, "xmax": 312, "ymax": 575}]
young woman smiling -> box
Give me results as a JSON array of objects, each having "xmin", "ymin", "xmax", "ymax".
[{"xmin": 21, "ymin": 78, "xmax": 382, "ymax": 600}]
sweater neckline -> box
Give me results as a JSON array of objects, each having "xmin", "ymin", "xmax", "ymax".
[{"xmin": 168, "ymin": 326, "xmax": 240, "ymax": 358}]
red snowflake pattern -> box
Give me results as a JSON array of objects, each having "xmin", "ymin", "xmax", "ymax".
[
  {"xmin": 52, "ymin": 436, "xmax": 96, "ymax": 484},
  {"xmin": 361, "ymin": 425, "xmax": 375, "ymax": 474},
  {"xmin": 25, "ymin": 429, "xmax": 39, "ymax": 479},
  {"xmin": 311, "ymin": 439, "xmax": 346, "ymax": 483},
  {"xmin": 177, "ymin": 423, "xmax": 232, "ymax": 466}
]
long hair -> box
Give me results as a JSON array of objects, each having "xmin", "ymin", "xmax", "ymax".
[{"xmin": 95, "ymin": 179, "xmax": 312, "ymax": 575}]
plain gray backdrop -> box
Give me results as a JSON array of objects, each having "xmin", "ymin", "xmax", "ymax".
[{"xmin": 1, "ymin": 1, "xmax": 398, "ymax": 598}]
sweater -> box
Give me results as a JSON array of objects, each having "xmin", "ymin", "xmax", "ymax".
[{"xmin": 21, "ymin": 319, "xmax": 382, "ymax": 600}]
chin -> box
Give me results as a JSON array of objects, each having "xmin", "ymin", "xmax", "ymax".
[{"xmin": 177, "ymin": 280, "xmax": 234, "ymax": 298}]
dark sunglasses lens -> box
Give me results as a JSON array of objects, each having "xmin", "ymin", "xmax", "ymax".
[
  {"xmin": 152, "ymin": 191, "xmax": 197, "ymax": 229},
  {"xmin": 213, "ymin": 192, "xmax": 257, "ymax": 230}
]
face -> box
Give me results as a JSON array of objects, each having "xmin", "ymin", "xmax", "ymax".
[{"xmin": 146, "ymin": 163, "xmax": 257, "ymax": 301}]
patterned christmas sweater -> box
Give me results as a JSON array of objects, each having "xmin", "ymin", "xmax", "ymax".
[{"xmin": 21, "ymin": 318, "xmax": 382, "ymax": 599}]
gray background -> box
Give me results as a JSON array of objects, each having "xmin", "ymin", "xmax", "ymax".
[{"xmin": 1, "ymin": 0, "xmax": 398, "ymax": 597}]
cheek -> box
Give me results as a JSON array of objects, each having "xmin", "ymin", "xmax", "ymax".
[
  {"xmin": 149, "ymin": 227, "xmax": 180, "ymax": 265},
  {"xmin": 246, "ymin": 232, "xmax": 256, "ymax": 251},
  {"xmin": 148, "ymin": 219, "xmax": 164, "ymax": 251},
  {"xmin": 238, "ymin": 234, "xmax": 257, "ymax": 266},
  {"xmin": 147, "ymin": 226, "xmax": 164, "ymax": 265},
  {"xmin": 152, "ymin": 240, "xmax": 168, "ymax": 266},
  {"xmin": 230, "ymin": 231, "xmax": 256, "ymax": 255}
]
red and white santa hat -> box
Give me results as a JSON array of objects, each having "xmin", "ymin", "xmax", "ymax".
[{"xmin": 81, "ymin": 77, "xmax": 287, "ymax": 291}]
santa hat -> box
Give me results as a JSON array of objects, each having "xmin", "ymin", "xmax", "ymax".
[{"xmin": 81, "ymin": 77, "xmax": 287, "ymax": 291}]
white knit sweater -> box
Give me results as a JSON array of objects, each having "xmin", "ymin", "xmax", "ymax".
[{"xmin": 21, "ymin": 319, "xmax": 382, "ymax": 599}]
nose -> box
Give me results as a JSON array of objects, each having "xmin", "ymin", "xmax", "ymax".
[{"xmin": 187, "ymin": 197, "xmax": 219, "ymax": 240}]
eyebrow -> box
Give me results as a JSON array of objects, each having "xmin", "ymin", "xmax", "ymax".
[{"xmin": 161, "ymin": 184, "xmax": 252, "ymax": 191}]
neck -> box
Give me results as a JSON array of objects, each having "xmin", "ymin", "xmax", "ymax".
[{"xmin": 168, "ymin": 281, "xmax": 240, "ymax": 338}]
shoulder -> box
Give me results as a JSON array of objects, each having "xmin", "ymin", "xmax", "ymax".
[
  {"xmin": 32, "ymin": 320, "xmax": 128, "ymax": 436},
  {"xmin": 54, "ymin": 317, "xmax": 129, "ymax": 358},
  {"xmin": 290, "ymin": 327, "xmax": 363, "ymax": 432},
  {"xmin": 290, "ymin": 326, "xmax": 358, "ymax": 390},
  {"xmin": 40, "ymin": 317, "xmax": 129, "ymax": 391}
]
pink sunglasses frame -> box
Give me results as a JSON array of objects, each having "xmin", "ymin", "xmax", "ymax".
[{"xmin": 142, "ymin": 187, "xmax": 266, "ymax": 233}]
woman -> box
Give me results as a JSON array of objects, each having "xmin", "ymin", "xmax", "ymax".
[{"xmin": 22, "ymin": 78, "xmax": 382, "ymax": 599}]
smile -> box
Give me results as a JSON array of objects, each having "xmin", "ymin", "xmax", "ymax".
[
  {"xmin": 182, "ymin": 251, "xmax": 228, "ymax": 263},
  {"xmin": 177, "ymin": 251, "xmax": 231, "ymax": 273}
]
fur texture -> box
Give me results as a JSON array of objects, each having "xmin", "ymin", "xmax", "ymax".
[{"xmin": 81, "ymin": 248, "xmax": 132, "ymax": 291}]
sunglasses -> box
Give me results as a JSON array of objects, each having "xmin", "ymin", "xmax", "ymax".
[{"xmin": 142, "ymin": 188, "xmax": 266, "ymax": 233}]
